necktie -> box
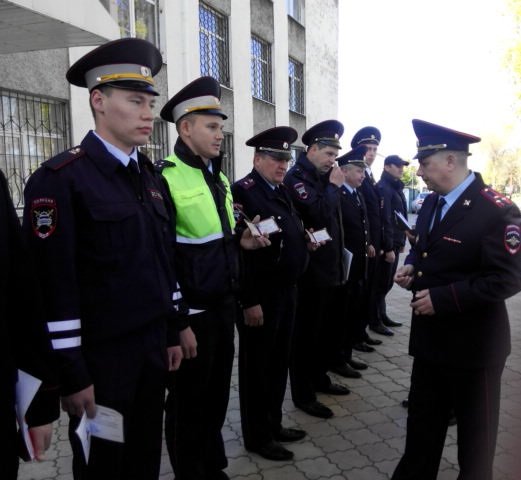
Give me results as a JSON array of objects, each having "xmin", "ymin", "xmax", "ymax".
[
  {"xmin": 127, "ymin": 160, "xmax": 141, "ymax": 197},
  {"xmin": 431, "ymin": 197, "xmax": 446, "ymax": 232},
  {"xmin": 352, "ymin": 189, "xmax": 360, "ymax": 205}
]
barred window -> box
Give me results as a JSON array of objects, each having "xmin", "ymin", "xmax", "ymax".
[
  {"xmin": 286, "ymin": 0, "xmax": 305, "ymax": 24},
  {"xmin": 199, "ymin": 3, "xmax": 230, "ymax": 86},
  {"xmin": 288, "ymin": 58, "xmax": 304, "ymax": 114},
  {"xmin": 251, "ymin": 35, "xmax": 273, "ymax": 102},
  {"xmin": 290, "ymin": 145, "xmax": 305, "ymax": 168},
  {"xmin": 0, "ymin": 89, "xmax": 70, "ymax": 213},
  {"xmin": 221, "ymin": 132, "xmax": 234, "ymax": 181},
  {"xmin": 101, "ymin": 0, "xmax": 159, "ymax": 46},
  {"xmin": 139, "ymin": 119, "xmax": 169, "ymax": 162}
]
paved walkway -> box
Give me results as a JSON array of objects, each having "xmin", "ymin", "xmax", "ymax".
[{"xmin": 19, "ymin": 283, "xmax": 521, "ymax": 480}]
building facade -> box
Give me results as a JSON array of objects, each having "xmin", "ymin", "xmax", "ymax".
[{"xmin": 0, "ymin": 0, "xmax": 339, "ymax": 212}]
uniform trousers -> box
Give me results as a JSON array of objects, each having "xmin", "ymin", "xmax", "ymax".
[
  {"xmin": 376, "ymin": 247, "xmax": 401, "ymax": 322},
  {"xmin": 365, "ymin": 255, "xmax": 382, "ymax": 329},
  {"xmin": 165, "ymin": 295, "xmax": 236, "ymax": 480},
  {"xmin": 1, "ymin": 378, "xmax": 18, "ymax": 479},
  {"xmin": 392, "ymin": 358, "xmax": 504, "ymax": 480},
  {"xmin": 290, "ymin": 281, "xmax": 345, "ymax": 405},
  {"xmin": 69, "ymin": 322, "xmax": 167, "ymax": 480},
  {"xmin": 238, "ymin": 283, "xmax": 297, "ymax": 450},
  {"xmin": 343, "ymin": 279, "xmax": 367, "ymax": 358}
]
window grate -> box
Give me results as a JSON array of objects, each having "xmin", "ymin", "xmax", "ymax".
[
  {"xmin": 0, "ymin": 89, "xmax": 70, "ymax": 213},
  {"xmin": 140, "ymin": 118, "xmax": 169, "ymax": 162},
  {"xmin": 289, "ymin": 58, "xmax": 305, "ymax": 114},
  {"xmin": 199, "ymin": 3, "xmax": 230, "ymax": 86},
  {"xmin": 290, "ymin": 146, "xmax": 305, "ymax": 168},
  {"xmin": 221, "ymin": 132, "xmax": 234, "ymax": 181},
  {"xmin": 251, "ymin": 35, "xmax": 273, "ymax": 103}
]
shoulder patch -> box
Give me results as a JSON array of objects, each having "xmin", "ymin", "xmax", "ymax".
[
  {"xmin": 238, "ymin": 177, "xmax": 255, "ymax": 190},
  {"xmin": 44, "ymin": 147, "xmax": 84, "ymax": 171},
  {"xmin": 154, "ymin": 159, "xmax": 176, "ymax": 172},
  {"xmin": 480, "ymin": 188, "xmax": 513, "ymax": 208},
  {"xmin": 31, "ymin": 197, "xmax": 57, "ymax": 239},
  {"xmin": 505, "ymin": 224, "xmax": 521, "ymax": 255}
]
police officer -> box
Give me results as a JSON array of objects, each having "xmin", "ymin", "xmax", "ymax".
[
  {"xmin": 284, "ymin": 120, "xmax": 350, "ymax": 419},
  {"xmin": 392, "ymin": 119, "xmax": 521, "ymax": 480},
  {"xmin": 158, "ymin": 76, "xmax": 268, "ymax": 480},
  {"xmin": 22, "ymin": 38, "xmax": 184, "ymax": 479},
  {"xmin": 1, "ymin": 169, "xmax": 59, "ymax": 478},
  {"xmin": 334, "ymin": 146, "xmax": 372, "ymax": 374},
  {"xmin": 376, "ymin": 155, "xmax": 410, "ymax": 327},
  {"xmin": 232, "ymin": 127, "xmax": 310, "ymax": 461},
  {"xmin": 351, "ymin": 126, "xmax": 394, "ymax": 346}
]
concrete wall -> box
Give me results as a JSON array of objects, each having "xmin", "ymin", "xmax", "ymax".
[{"xmin": 305, "ymin": 0, "xmax": 339, "ymax": 125}]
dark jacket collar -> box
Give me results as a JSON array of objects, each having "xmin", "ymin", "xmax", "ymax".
[
  {"xmin": 174, "ymin": 137, "xmax": 224, "ymax": 174},
  {"xmin": 296, "ymin": 151, "xmax": 319, "ymax": 179},
  {"xmin": 380, "ymin": 170, "xmax": 404, "ymax": 191}
]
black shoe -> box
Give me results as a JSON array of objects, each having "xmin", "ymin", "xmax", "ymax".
[
  {"xmin": 347, "ymin": 358, "xmax": 368, "ymax": 370},
  {"xmin": 369, "ymin": 324, "xmax": 394, "ymax": 336},
  {"xmin": 383, "ymin": 317, "xmax": 402, "ymax": 327},
  {"xmin": 364, "ymin": 336, "xmax": 382, "ymax": 346},
  {"xmin": 353, "ymin": 342, "xmax": 375, "ymax": 353},
  {"xmin": 274, "ymin": 427, "xmax": 306, "ymax": 442},
  {"xmin": 317, "ymin": 383, "xmax": 350, "ymax": 395},
  {"xmin": 250, "ymin": 440, "xmax": 294, "ymax": 461},
  {"xmin": 329, "ymin": 363, "xmax": 362, "ymax": 378},
  {"xmin": 295, "ymin": 400, "xmax": 334, "ymax": 418},
  {"xmin": 401, "ymin": 398, "xmax": 409, "ymax": 408}
]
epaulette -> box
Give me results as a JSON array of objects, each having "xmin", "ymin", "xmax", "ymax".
[
  {"xmin": 238, "ymin": 177, "xmax": 255, "ymax": 190},
  {"xmin": 43, "ymin": 147, "xmax": 84, "ymax": 171},
  {"xmin": 480, "ymin": 187, "xmax": 513, "ymax": 208},
  {"xmin": 154, "ymin": 159, "xmax": 176, "ymax": 172}
]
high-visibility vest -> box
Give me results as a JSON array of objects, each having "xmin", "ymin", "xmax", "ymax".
[{"xmin": 161, "ymin": 153, "xmax": 235, "ymax": 244}]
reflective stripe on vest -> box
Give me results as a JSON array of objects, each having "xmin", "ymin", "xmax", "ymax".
[{"xmin": 161, "ymin": 153, "xmax": 235, "ymax": 244}]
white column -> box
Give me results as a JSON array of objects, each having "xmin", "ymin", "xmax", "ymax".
[
  {"xmin": 162, "ymin": 0, "xmax": 200, "ymax": 150},
  {"xmin": 230, "ymin": 0, "xmax": 254, "ymax": 179},
  {"xmin": 273, "ymin": 0, "xmax": 289, "ymax": 126}
]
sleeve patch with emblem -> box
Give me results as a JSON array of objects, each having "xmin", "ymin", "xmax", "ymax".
[
  {"xmin": 293, "ymin": 182, "xmax": 308, "ymax": 199},
  {"xmin": 239, "ymin": 177, "xmax": 255, "ymax": 189},
  {"xmin": 31, "ymin": 198, "xmax": 57, "ymax": 239},
  {"xmin": 504, "ymin": 224, "xmax": 521, "ymax": 255}
]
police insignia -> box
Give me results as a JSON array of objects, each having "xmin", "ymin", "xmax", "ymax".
[
  {"xmin": 504, "ymin": 224, "xmax": 521, "ymax": 255},
  {"xmin": 481, "ymin": 188, "xmax": 513, "ymax": 208},
  {"xmin": 31, "ymin": 198, "xmax": 57, "ymax": 239},
  {"xmin": 148, "ymin": 188, "xmax": 163, "ymax": 201},
  {"xmin": 294, "ymin": 182, "xmax": 308, "ymax": 199}
]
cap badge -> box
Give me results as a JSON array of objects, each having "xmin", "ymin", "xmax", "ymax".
[
  {"xmin": 141, "ymin": 66, "xmax": 151, "ymax": 77},
  {"xmin": 334, "ymin": 133, "xmax": 339, "ymax": 140},
  {"xmin": 283, "ymin": 142, "xmax": 289, "ymax": 150}
]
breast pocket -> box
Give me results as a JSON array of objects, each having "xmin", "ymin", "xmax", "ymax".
[{"xmin": 85, "ymin": 202, "xmax": 138, "ymax": 253}]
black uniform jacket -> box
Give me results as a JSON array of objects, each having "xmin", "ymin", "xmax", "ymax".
[
  {"xmin": 23, "ymin": 131, "xmax": 182, "ymax": 395},
  {"xmin": 283, "ymin": 152, "xmax": 345, "ymax": 287},
  {"xmin": 377, "ymin": 170, "xmax": 408, "ymax": 251},
  {"xmin": 405, "ymin": 173, "xmax": 521, "ymax": 368},
  {"xmin": 360, "ymin": 171, "xmax": 384, "ymax": 251},
  {"xmin": 157, "ymin": 138, "xmax": 240, "ymax": 309},
  {"xmin": 232, "ymin": 169, "xmax": 309, "ymax": 308},
  {"xmin": 1, "ymin": 170, "xmax": 59, "ymax": 427},
  {"xmin": 340, "ymin": 185, "xmax": 370, "ymax": 282}
]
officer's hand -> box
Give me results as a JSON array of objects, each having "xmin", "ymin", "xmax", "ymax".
[
  {"xmin": 240, "ymin": 215, "xmax": 271, "ymax": 250},
  {"xmin": 305, "ymin": 228, "xmax": 326, "ymax": 251},
  {"xmin": 329, "ymin": 165, "xmax": 344, "ymax": 187},
  {"xmin": 367, "ymin": 245, "xmax": 376, "ymax": 258},
  {"xmin": 243, "ymin": 304, "xmax": 264, "ymax": 327},
  {"xmin": 411, "ymin": 289, "xmax": 435, "ymax": 315},
  {"xmin": 167, "ymin": 345, "xmax": 183, "ymax": 371},
  {"xmin": 29, "ymin": 423, "xmax": 53, "ymax": 461},
  {"xmin": 394, "ymin": 265, "xmax": 414, "ymax": 289},
  {"xmin": 179, "ymin": 326, "xmax": 197, "ymax": 359},
  {"xmin": 61, "ymin": 385, "xmax": 96, "ymax": 418},
  {"xmin": 384, "ymin": 250, "xmax": 396, "ymax": 263}
]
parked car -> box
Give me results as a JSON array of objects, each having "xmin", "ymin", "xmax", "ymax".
[{"xmin": 411, "ymin": 192, "xmax": 431, "ymax": 213}]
